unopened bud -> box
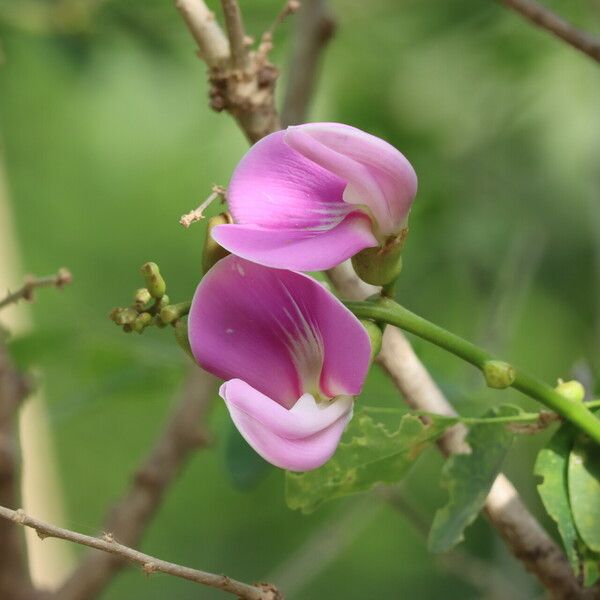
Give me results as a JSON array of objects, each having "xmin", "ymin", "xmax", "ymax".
[
  {"xmin": 158, "ymin": 295, "xmax": 170, "ymax": 309},
  {"xmin": 555, "ymin": 379, "xmax": 585, "ymax": 403},
  {"xmin": 160, "ymin": 302, "xmax": 191, "ymax": 325},
  {"xmin": 351, "ymin": 230, "xmax": 406, "ymax": 287},
  {"xmin": 111, "ymin": 307, "xmax": 137, "ymax": 326},
  {"xmin": 140, "ymin": 262, "xmax": 166, "ymax": 298},
  {"xmin": 133, "ymin": 288, "xmax": 152, "ymax": 310},
  {"xmin": 202, "ymin": 213, "xmax": 232, "ymax": 274},
  {"xmin": 483, "ymin": 360, "xmax": 516, "ymax": 389},
  {"xmin": 133, "ymin": 312, "xmax": 152, "ymax": 333},
  {"xmin": 360, "ymin": 319, "xmax": 383, "ymax": 362}
]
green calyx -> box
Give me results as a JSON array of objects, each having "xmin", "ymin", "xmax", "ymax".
[
  {"xmin": 351, "ymin": 228, "xmax": 407, "ymax": 287},
  {"xmin": 360, "ymin": 319, "xmax": 384, "ymax": 362},
  {"xmin": 202, "ymin": 212, "xmax": 233, "ymax": 274}
]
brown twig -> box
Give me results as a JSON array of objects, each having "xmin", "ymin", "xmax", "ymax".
[
  {"xmin": 0, "ymin": 505, "xmax": 279, "ymax": 600},
  {"xmin": 0, "ymin": 269, "xmax": 72, "ymax": 311},
  {"xmin": 497, "ymin": 0, "xmax": 600, "ymax": 64},
  {"xmin": 281, "ymin": 0, "xmax": 336, "ymax": 126},
  {"xmin": 175, "ymin": 0, "xmax": 230, "ymax": 65},
  {"xmin": 220, "ymin": 0, "xmax": 250, "ymax": 69},
  {"xmin": 0, "ymin": 341, "xmax": 35, "ymax": 600},
  {"xmin": 175, "ymin": 0, "xmax": 280, "ymax": 143},
  {"xmin": 55, "ymin": 367, "xmax": 220, "ymax": 600}
]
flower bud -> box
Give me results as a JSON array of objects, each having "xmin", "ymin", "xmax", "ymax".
[
  {"xmin": 111, "ymin": 307, "xmax": 137, "ymax": 326},
  {"xmin": 483, "ymin": 360, "xmax": 516, "ymax": 389},
  {"xmin": 133, "ymin": 312, "xmax": 152, "ymax": 333},
  {"xmin": 159, "ymin": 302, "xmax": 191, "ymax": 325},
  {"xmin": 140, "ymin": 262, "xmax": 166, "ymax": 299},
  {"xmin": 555, "ymin": 379, "xmax": 585, "ymax": 403},
  {"xmin": 203, "ymin": 213, "xmax": 232, "ymax": 274},
  {"xmin": 351, "ymin": 230, "xmax": 406, "ymax": 287},
  {"xmin": 133, "ymin": 288, "xmax": 152, "ymax": 310}
]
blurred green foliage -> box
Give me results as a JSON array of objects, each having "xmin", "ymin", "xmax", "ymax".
[{"xmin": 1, "ymin": 0, "xmax": 599, "ymax": 597}]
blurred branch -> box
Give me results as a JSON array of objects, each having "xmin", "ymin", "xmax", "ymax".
[
  {"xmin": 0, "ymin": 505, "xmax": 280, "ymax": 600},
  {"xmin": 327, "ymin": 261, "xmax": 586, "ymax": 599},
  {"xmin": 175, "ymin": 0, "xmax": 280, "ymax": 143},
  {"xmin": 0, "ymin": 341, "xmax": 35, "ymax": 600},
  {"xmin": 55, "ymin": 368, "xmax": 219, "ymax": 600},
  {"xmin": 497, "ymin": 0, "xmax": 600, "ymax": 64},
  {"xmin": 220, "ymin": 0, "xmax": 250, "ymax": 68},
  {"xmin": 281, "ymin": 0, "xmax": 336, "ymax": 126},
  {"xmin": 175, "ymin": 0, "xmax": 230, "ymax": 65},
  {"xmin": 0, "ymin": 269, "xmax": 72, "ymax": 311}
]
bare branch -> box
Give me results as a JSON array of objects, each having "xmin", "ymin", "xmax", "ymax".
[
  {"xmin": 0, "ymin": 505, "xmax": 280, "ymax": 600},
  {"xmin": 327, "ymin": 260, "xmax": 584, "ymax": 599},
  {"xmin": 55, "ymin": 367, "xmax": 219, "ymax": 600},
  {"xmin": 0, "ymin": 341, "xmax": 36, "ymax": 600},
  {"xmin": 220, "ymin": 0, "xmax": 250, "ymax": 69},
  {"xmin": 497, "ymin": 0, "xmax": 600, "ymax": 64},
  {"xmin": 174, "ymin": 0, "xmax": 230, "ymax": 65},
  {"xmin": 281, "ymin": 0, "xmax": 336, "ymax": 126},
  {"xmin": 174, "ymin": 0, "xmax": 280, "ymax": 143},
  {"xmin": 0, "ymin": 269, "xmax": 72, "ymax": 311}
]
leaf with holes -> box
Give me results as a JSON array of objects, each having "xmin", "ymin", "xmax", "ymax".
[
  {"xmin": 428, "ymin": 405, "xmax": 518, "ymax": 554},
  {"xmin": 285, "ymin": 410, "xmax": 453, "ymax": 514}
]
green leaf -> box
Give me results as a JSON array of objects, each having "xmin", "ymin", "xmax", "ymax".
[
  {"xmin": 534, "ymin": 424, "xmax": 579, "ymax": 571},
  {"xmin": 285, "ymin": 410, "xmax": 453, "ymax": 514},
  {"xmin": 579, "ymin": 540, "xmax": 600, "ymax": 587},
  {"xmin": 428, "ymin": 405, "xmax": 518, "ymax": 553},
  {"xmin": 225, "ymin": 424, "xmax": 272, "ymax": 491},
  {"xmin": 568, "ymin": 433, "xmax": 600, "ymax": 553}
]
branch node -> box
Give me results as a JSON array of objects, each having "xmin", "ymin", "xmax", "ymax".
[{"xmin": 12, "ymin": 508, "xmax": 26, "ymax": 524}]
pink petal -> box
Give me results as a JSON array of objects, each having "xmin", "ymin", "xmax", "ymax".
[
  {"xmin": 285, "ymin": 123, "xmax": 418, "ymax": 235},
  {"xmin": 221, "ymin": 379, "xmax": 353, "ymax": 471},
  {"xmin": 212, "ymin": 213, "xmax": 377, "ymax": 271},
  {"xmin": 188, "ymin": 256, "xmax": 371, "ymax": 407},
  {"xmin": 228, "ymin": 130, "xmax": 353, "ymax": 231}
]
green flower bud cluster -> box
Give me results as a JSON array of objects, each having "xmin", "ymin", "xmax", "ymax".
[{"xmin": 109, "ymin": 263, "xmax": 191, "ymax": 341}]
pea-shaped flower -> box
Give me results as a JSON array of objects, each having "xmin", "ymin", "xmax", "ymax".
[
  {"xmin": 188, "ymin": 255, "xmax": 371, "ymax": 471},
  {"xmin": 211, "ymin": 122, "xmax": 417, "ymax": 275}
]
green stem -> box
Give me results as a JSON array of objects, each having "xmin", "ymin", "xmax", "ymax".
[{"xmin": 347, "ymin": 298, "xmax": 600, "ymax": 445}]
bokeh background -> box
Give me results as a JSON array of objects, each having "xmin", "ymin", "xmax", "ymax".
[{"xmin": 1, "ymin": 0, "xmax": 600, "ymax": 597}]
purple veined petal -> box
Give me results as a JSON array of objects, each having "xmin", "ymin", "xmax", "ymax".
[
  {"xmin": 211, "ymin": 212, "xmax": 377, "ymax": 271},
  {"xmin": 284, "ymin": 123, "xmax": 418, "ymax": 235},
  {"xmin": 227, "ymin": 129, "xmax": 354, "ymax": 232},
  {"xmin": 221, "ymin": 379, "xmax": 353, "ymax": 471},
  {"xmin": 188, "ymin": 256, "xmax": 371, "ymax": 407}
]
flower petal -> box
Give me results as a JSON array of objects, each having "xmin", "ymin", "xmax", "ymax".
[
  {"xmin": 227, "ymin": 129, "xmax": 353, "ymax": 231},
  {"xmin": 188, "ymin": 256, "xmax": 371, "ymax": 406},
  {"xmin": 221, "ymin": 379, "xmax": 353, "ymax": 471},
  {"xmin": 284, "ymin": 123, "xmax": 418, "ymax": 235},
  {"xmin": 212, "ymin": 212, "xmax": 377, "ymax": 271}
]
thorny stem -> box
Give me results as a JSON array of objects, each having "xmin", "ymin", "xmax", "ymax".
[
  {"xmin": 0, "ymin": 269, "xmax": 72, "ymax": 310},
  {"xmin": 0, "ymin": 505, "xmax": 280, "ymax": 600},
  {"xmin": 346, "ymin": 298, "xmax": 600, "ymax": 445}
]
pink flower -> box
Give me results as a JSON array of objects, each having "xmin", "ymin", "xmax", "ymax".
[
  {"xmin": 212, "ymin": 122, "xmax": 418, "ymax": 271},
  {"xmin": 188, "ymin": 255, "xmax": 371, "ymax": 471}
]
